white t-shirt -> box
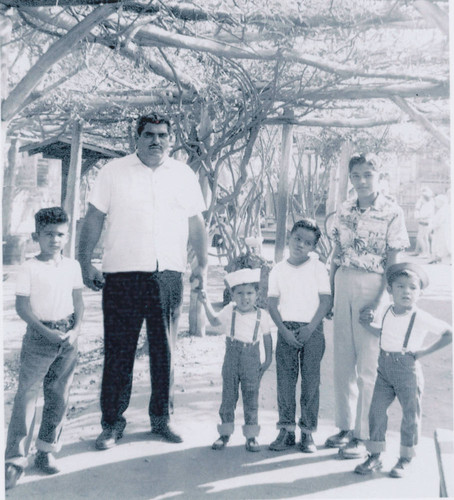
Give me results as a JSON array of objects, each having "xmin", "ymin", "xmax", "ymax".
[
  {"xmin": 16, "ymin": 256, "xmax": 83, "ymax": 321},
  {"xmin": 380, "ymin": 306, "xmax": 450, "ymax": 353},
  {"xmin": 267, "ymin": 256, "xmax": 331, "ymax": 323},
  {"xmin": 89, "ymin": 153, "xmax": 206, "ymax": 273},
  {"xmin": 217, "ymin": 303, "xmax": 272, "ymax": 344}
]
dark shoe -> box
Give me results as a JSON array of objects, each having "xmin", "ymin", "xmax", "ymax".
[
  {"xmin": 95, "ymin": 427, "xmax": 124, "ymax": 450},
  {"xmin": 34, "ymin": 451, "xmax": 60, "ymax": 475},
  {"xmin": 338, "ymin": 438, "xmax": 367, "ymax": 459},
  {"xmin": 325, "ymin": 430, "xmax": 352, "ymax": 448},
  {"xmin": 389, "ymin": 457, "xmax": 412, "ymax": 478},
  {"xmin": 354, "ymin": 454, "xmax": 383, "ymax": 475},
  {"xmin": 212, "ymin": 435, "xmax": 230, "ymax": 450},
  {"xmin": 269, "ymin": 429, "xmax": 296, "ymax": 451},
  {"xmin": 245, "ymin": 438, "xmax": 260, "ymax": 452},
  {"xmin": 300, "ymin": 432, "xmax": 316, "ymax": 453},
  {"xmin": 5, "ymin": 463, "xmax": 24, "ymax": 490},
  {"xmin": 151, "ymin": 424, "xmax": 183, "ymax": 443}
]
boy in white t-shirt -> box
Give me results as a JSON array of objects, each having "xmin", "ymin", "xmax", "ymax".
[
  {"xmin": 198, "ymin": 268, "xmax": 273, "ymax": 452},
  {"xmin": 268, "ymin": 219, "xmax": 332, "ymax": 453},
  {"xmin": 354, "ymin": 262, "xmax": 451, "ymax": 478},
  {"xmin": 5, "ymin": 207, "xmax": 84, "ymax": 490}
]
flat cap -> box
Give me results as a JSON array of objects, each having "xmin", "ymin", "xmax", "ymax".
[{"xmin": 386, "ymin": 262, "xmax": 429, "ymax": 289}]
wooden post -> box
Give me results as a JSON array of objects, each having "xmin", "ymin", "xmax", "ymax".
[
  {"xmin": 274, "ymin": 111, "xmax": 294, "ymax": 263},
  {"xmin": 2, "ymin": 137, "xmax": 18, "ymax": 236},
  {"xmin": 336, "ymin": 140, "xmax": 351, "ymax": 209},
  {"xmin": 63, "ymin": 120, "xmax": 83, "ymax": 258}
]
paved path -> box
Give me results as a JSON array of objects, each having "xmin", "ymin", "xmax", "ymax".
[{"xmin": 3, "ymin": 252, "xmax": 451, "ymax": 499}]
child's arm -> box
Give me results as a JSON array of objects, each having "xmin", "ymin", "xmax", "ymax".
[
  {"xmin": 197, "ymin": 289, "xmax": 222, "ymax": 327},
  {"xmin": 268, "ymin": 297, "xmax": 303, "ymax": 348},
  {"xmin": 67, "ymin": 288, "xmax": 84, "ymax": 344},
  {"xmin": 297, "ymin": 293, "xmax": 332, "ymax": 344},
  {"xmin": 413, "ymin": 329, "xmax": 452, "ymax": 360},
  {"xmin": 259, "ymin": 332, "xmax": 273, "ymax": 378},
  {"xmin": 15, "ymin": 296, "xmax": 68, "ymax": 344}
]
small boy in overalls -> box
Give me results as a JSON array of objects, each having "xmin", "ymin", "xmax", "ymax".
[
  {"xmin": 198, "ymin": 268, "xmax": 273, "ymax": 452},
  {"xmin": 355, "ymin": 262, "xmax": 452, "ymax": 478}
]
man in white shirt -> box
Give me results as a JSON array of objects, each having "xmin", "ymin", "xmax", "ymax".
[{"xmin": 78, "ymin": 112, "xmax": 207, "ymax": 450}]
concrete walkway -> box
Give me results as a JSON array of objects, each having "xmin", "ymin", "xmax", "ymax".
[{"xmin": 3, "ymin": 253, "xmax": 451, "ymax": 499}]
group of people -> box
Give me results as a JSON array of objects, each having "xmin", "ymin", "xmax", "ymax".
[
  {"xmin": 414, "ymin": 186, "xmax": 451, "ymax": 264},
  {"xmin": 4, "ymin": 114, "xmax": 452, "ymax": 491}
]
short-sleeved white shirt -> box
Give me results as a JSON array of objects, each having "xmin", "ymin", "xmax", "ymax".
[
  {"xmin": 217, "ymin": 303, "xmax": 272, "ymax": 344},
  {"xmin": 268, "ymin": 256, "xmax": 331, "ymax": 323},
  {"xmin": 89, "ymin": 153, "xmax": 206, "ymax": 273},
  {"xmin": 16, "ymin": 256, "xmax": 83, "ymax": 321},
  {"xmin": 380, "ymin": 306, "xmax": 450, "ymax": 352}
]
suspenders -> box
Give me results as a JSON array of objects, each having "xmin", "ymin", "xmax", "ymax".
[
  {"xmin": 380, "ymin": 306, "xmax": 417, "ymax": 354},
  {"xmin": 230, "ymin": 307, "xmax": 262, "ymax": 344}
]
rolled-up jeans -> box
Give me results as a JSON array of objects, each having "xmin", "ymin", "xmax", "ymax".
[
  {"xmin": 275, "ymin": 321, "xmax": 325, "ymax": 432},
  {"xmin": 5, "ymin": 316, "xmax": 78, "ymax": 468},
  {"xmin": 218, "ymin": 338, "xmax": 261, "ymax": 439},
  {"xmin": 366, "ymin": 350, "xmax": 424, "ymax": 459}
]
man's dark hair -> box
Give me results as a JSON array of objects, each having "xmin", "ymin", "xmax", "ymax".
[
  {"xmin": 136, "ymin": 112, "xmax": 172, "ymax": 136},
  {"xmin": 290, "ymin": 218, "xmax": 322, "ymax": 244},
  {"xmin": 348, "ymin": 153, "xmax": 377, "ymax": 172},
  {"xmin": 35, "ymin": 207, "xmax": 69, "ymax": 232}
]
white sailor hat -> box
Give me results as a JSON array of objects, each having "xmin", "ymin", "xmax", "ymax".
[{"xmin": 225, "ymin": 268, "xmax": 261, "ymax": 288}]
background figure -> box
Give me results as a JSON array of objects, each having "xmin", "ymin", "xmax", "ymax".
[
  {"xmin": 413, "ymin": 187, "xmax": 435, "ymax": 258},
  {"xmin": 428, "ymin": 194, "xmax": 450, "ymax": 264}
]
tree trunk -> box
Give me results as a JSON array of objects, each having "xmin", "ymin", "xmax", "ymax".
[
  {"xmin": 63, "ymin": 121, "xmax": 83, "ymax": 258},
  {"xmin": 274, "ymin": 112, "xmax": 294, "ymax": 263},
  {"xmin": 2, "ymin": 137, "xmax": 18, "ymax": 236},
  {"xmin": 337, "ymin": 141, "xmax": 351, "ymax": 208}
]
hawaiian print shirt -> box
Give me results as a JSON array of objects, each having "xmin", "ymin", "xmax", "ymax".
[{"xmin": 332, "ymin": 193, "xmax": 409, "ymax": 274}]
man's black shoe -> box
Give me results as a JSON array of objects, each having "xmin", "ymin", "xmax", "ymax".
[
  {"xmin": 324, "ymin": 430, "xmax": 352, "ymax": 448},
  {"xmin": 300, "ymin": 432, "xmax": 317, "ymax": 453},
  {"xmin": 95, "ymin": 427, "xmax": 123, "ymax": 450},
  {"xmin": 5, "ymin": 463, "xmax": 24, "ymax": 490},
  {"xmin": 151, "ymin": 424, "xmax": 183, "ymax": 443}
]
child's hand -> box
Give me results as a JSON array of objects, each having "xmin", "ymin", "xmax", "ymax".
[
  {"xmin": 197, "ymin": 288, "xmax": 207, "ymax": 303},
  {"xmin": 297, "ymin": 325, "xmax": 313, "ymax": 344},
  {"xmin": 281, "ymin": 328, "xmax": 303, "ymax": 349},
  {"xmin": 359, "ymin": 309, "xmax": 373, "ymax": 325},
  {"xmin": 41, "ymin": 327, "xmax": 69, "ymax": 344},
  {"xmin": 66, "ymin": 325, "xmax": 81, "ymax": 345}
]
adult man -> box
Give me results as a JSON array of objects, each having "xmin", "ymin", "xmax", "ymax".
[{"xmin": 78, "ymin": 112, "xmax": 207, "ymax": 449}]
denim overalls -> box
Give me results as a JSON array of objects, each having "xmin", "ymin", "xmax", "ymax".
[
  {"xmin": 217, "ymin": 307, "xmax": 262, "ymax": 439},
  {"xmin": 367, "ymin": 308, "xmax": 424, "ymax": 459}
]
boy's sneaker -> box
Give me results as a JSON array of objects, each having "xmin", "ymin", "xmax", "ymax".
[
  {"xmin": 5, "ymin": 463, "xmax": 24, "ymax": 490},
  {"xmin": 269, "ymin": 429, "xmax": 295, "ymax": 451},
  {"xmin": 338, "ymin": 438, "xmax": 367, "ymax": 459},
  {"xmin": 34, "ymin": 451, "xmax": 60, "ymax": 475},
  {"xmin": 354, "ymin": 454, "xmax": 383, "ymax": 475},
  {"xmin": 389, "ymin": 457, "xmax": 412, "ymax": 478},
  {"xmin": 325, "ymin": 430, "xmax": 352, "ymax": 448},
  {"xmin": 212, "ymin": 435, "xmax": 230, "ymax": 450},
  {"xmin": 300, "ymin": 432, "xmax": 316, "ymax": 453},
  {"xmin": 245, "ymin": 438, "xmax": 261, "ymax": 452}
]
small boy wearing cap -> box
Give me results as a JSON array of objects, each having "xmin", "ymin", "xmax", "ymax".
[
  {"xmin": 355, "ymin": 262, "xmax": 452, "ymax": 478},
  {"xmin": 198, "ymin": 268, "xmax": 273, "ymax": 452}
]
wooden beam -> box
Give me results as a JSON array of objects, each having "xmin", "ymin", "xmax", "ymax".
[
  {"xmin": 414, "ymin": 0, "xmax": 449, "ymax": 35},
  {"xmin": 390, "ymin": 96, "xmax": 450, "ymax": 148},
  {"xmin": 63, "ymin": 120, "xmax": 83, "ymax": 258}
]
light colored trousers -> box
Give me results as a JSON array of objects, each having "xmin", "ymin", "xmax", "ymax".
[{"xmin": 333, "ymin": 267, "xmax": 384, "ymax": 440}]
